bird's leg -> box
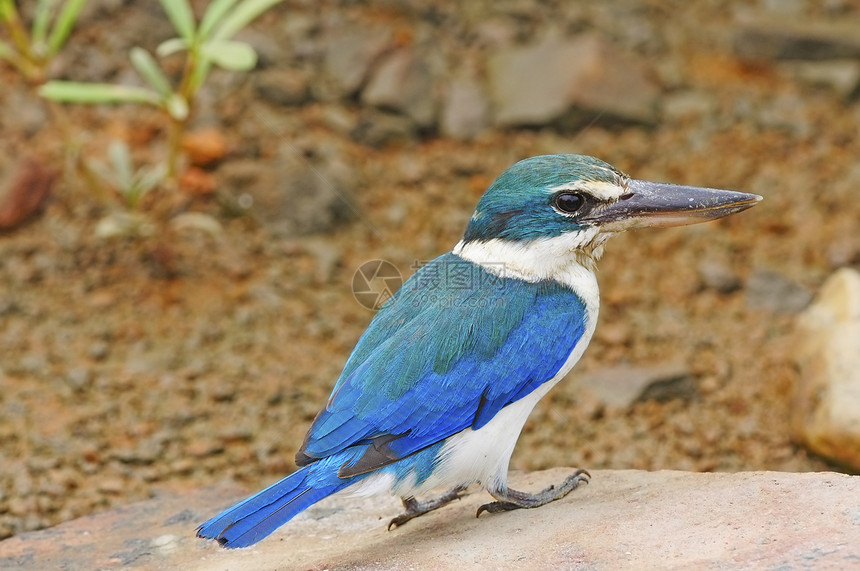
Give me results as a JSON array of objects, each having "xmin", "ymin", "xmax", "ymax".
[
  {"xmin": 476, "ymin": 469, "xmax": 590, "ymax": 517},
  {"xmin": 388, "ymin": 486, "xmax": 467, "ymax": 530}
]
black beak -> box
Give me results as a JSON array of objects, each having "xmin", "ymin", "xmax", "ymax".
[{"xmin": 582, "ymin": 179, "xmax": 762, "ymax": 231}]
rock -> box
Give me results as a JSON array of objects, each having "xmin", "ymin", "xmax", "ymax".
[
  {"xmin": 697, "ymin": 258, "xmax": 741, "ymax": 293},
  {"xmin": 181, "ymin": 128, "xmax": 228, "ymax": 167},
  {"xmin": 572, "ymin": 362, "xmax": 694, "ymax": 408},
  {"xmin": 827, "ymin": 236, "xmax": 860, "ymax": 269},
  {"xmin": 178, "ymin": 167, "xmax": 216, "ymax": 196},
  {"xmin": 231, "ymin": 28, "xmax": 288, "ymax": 68},
  {"xmin": 88, "ymin": 340, "xmax": 110, "ymax": 361},
  {"xmin": 0, "ymin": 470, "xmax": 856, "ymax": 569},
  {"xmin": 0, "ymin": 159, "xmax": 57, "ymax": 231},
  {"xmin": 218, "ymin": 146, "xmax": 356, "ymax": 236},
  {"xmin": 351, "ymin": 109, "xmax": 418, "ymax": 147},
  {"xmin": 791, "ymin": 268, "xmax": 860, "ymax": 471},
  {"xmin": 322, "ymin": 28, "xmax": 392, "ymax": 97},
  {"xmin": 3, "ymin": 89, "xmax": 48, "ymax": 135},
  {"xmin": 361, "ymin": 48, "xmax": 437, "ymax": 129},
  {"xmin": 319, "ymin": 104, "xmax": 359, "ymax": 136},
  {"xmin": 440, "ymin": 79, "xmax": 490, "ymax": 140},
  {"xmin": 254, "ymin": 68, "xmax": 310, "ymax": 106},
  {"xmin": 661, "ymin": 90, "xmax": 719, "ymax": 123},
  {"xmin": 754, "ymin": 91, "xmax": 813, "ymax": 136},
  {"xmin": 778, "ymin": 60, "xmax": 860, "ymax": 100},
  {"xmin": 488, "ymin": 34, "xmax": 660, "ymax": 128},
  {"xmin": 65, "ymin": 368, "xmax": 92, "ymax": 391},
  {"xmin": 735, "ymin": 19, "xmax": 860, "ymax": 61},
  {"xmin": 746, "ymin": 267, "xmax": 812, "ymax": 314}
]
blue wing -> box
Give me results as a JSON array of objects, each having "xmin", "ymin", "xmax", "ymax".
[{"xmin": 296, "ymin": 253, "xmax": 588, "ymax": 476}]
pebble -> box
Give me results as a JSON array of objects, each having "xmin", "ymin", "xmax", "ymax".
[
  {"xmin": 441, "ymin": 79, "xmax": 490, "ymax": 140},
  {"xmin": 698, "ymin": 258, "xmax": 741, "ymax": 293},
  {"xmin": 351, "ymin": 110, "xmax": 417, "ymax": 147},
  {"xmin": 572, "ymin": 362, "xmax": 693, "ymax": 409},
  {"xmin": 66, "ymin": 368, "xmax": 92, "ymax": 390},
  {"xmin": 255, "ymin": 68, "xmax": 310, "ymax": 106},
  {"xmin": 489, "ymin": 34, "xmax": 660, "ymax": 128},
  {"xmin": 746, "ymin": 267, "xmax": 812, "ymax": 313},
  {"xmin": 778, "ymin": 60, "xmax": 860, "ymax": 100},
  {"xmin": 0, "ymin": 159, "xmax": 56, "ymax": 231},
  {"xmin": 181, "ymin": 128, "xmax": 229, "ymax": 167},
  {"xmin": 88, "ymin": 341, "xmax": 110, "ymax": 361},
  {"xmin": 322, "ymin": 28, "xmax": 392, "ymax": 97},
  {"xmin": 361, "ymin": 48, "xmax": 437, "ymax": 129},
  {"xmin": 97, "ymin": 478, "xmax": 125, "ymax": 494},
  {"xmin": 735, "ymin": 19, "xmax": 860, "ymax": 61}
]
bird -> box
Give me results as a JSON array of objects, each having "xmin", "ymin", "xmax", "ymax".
[{"xmin": 197, "ymin": 154, "xmax": 761, "ymax": 548}]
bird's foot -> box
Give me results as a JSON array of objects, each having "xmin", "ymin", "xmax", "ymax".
[
  {"xmin": 476, "ymin": 468, "xmax": 590, "ymax": 517},
  {"xmin": 388, "ymin": 486, "xmax": 467, "ymax": 530}
]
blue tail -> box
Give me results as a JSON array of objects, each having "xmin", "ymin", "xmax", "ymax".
[{"xmin": 196, "ymin": 454, "xmax": 359, "ymax": 548}]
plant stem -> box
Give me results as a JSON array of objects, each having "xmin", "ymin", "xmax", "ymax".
[
  {"xmin": 1, "ymin": 1, "xmax": 31, "ymax": 55},
  {"xmin": 164, "ymin": 40, "xmax": 199, "ymax": 180},
  {"xmin": 0, "ymin": 1, "xmax": 45, "ymax": 82},
  {"xmin": 166, "ymin": 115, "xmax": 185, "ymax": 180}
]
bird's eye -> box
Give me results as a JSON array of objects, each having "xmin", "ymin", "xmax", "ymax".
[{"xmin": 554, "ymin": 192, "xmax": 586, "ymax": 214}]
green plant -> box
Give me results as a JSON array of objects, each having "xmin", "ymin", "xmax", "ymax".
[
  {"xmin": 96, "ymin": 140, "xmax": 166, "ymax": 210},
  {"xmin": 88, "ymin": 140, "xmax": 162, "ymax": 238},
  {"xmin": 0, "ymin": 0, "xmax": 88, "ymax": 84},
  {"xmin": 90, "ymin": 140, "xmax": 224, "ymax": 238},
  {"xmin": 40, "ymin": 0, "xmax": 284, "ymax": 180}
]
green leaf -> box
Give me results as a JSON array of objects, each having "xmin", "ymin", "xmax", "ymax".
[
  {"xmin": 198, "ymin": 0, "xmax": 238, "ymax": 41},
  {"xmin": 130, "ymin": 47, "xmax": 171, "ymax": 96},
  {"xmin": 202, "ymin": 39, "xmax": 257, "ymax": 71},
  {"xmin": 47, "ymin": 0, "xmax": 88, "ymax": 56},
  {"xmin": 108, "ymin": 140, "xmax": 133, "ymax": 191},
  {"xmin": 39, "ymin": 81, "xmax": 161, "ymax": 106},
  {"xmin": 157, "ymin": 0, "xmax": 195, "ymax": 41},
  {"xmin": 0, "ymin": 42, "xmax": 29, "ymax": 75},
  {"xmin": 165, "ymin": 93, "xmax": 189, "ymax": 120},
  {"xmin": 156, "ymin": 37, "xmax": 188, "ymax": 58},
  {"xmin": 211, "ymin": 0, "xmax": 283, "ymax": 41},
  {"xmin": 0, "ymin": 0, "xmax": 17, "ymax": 22},
  {"xmin": 138, "ymin": 164, "xmax": 167, "ymax": 194},
  {"xmin": 33, "ymin": 0, "xmax": 58, "ymax": 47}
]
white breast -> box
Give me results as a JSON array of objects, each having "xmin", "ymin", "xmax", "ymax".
[{"xmin": 409, "ymin": 237, "xmax": 600, "ymax": 495}]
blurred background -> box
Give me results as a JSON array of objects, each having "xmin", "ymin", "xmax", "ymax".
[{"xmin": 1, "ymin": 0, "xmax": 859, "ymax": 540}]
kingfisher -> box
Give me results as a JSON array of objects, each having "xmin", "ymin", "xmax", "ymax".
[{"xmin": 197, "ymin": 154, "xmax": 761, "ymax": 548}]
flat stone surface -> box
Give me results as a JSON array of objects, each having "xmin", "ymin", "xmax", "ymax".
[{"xmin": 1, "ymin": 469, "xmax": 857, "ymax": 570}]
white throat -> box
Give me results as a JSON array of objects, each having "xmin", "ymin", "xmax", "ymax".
[{"xmin": 452, "ymin": 234, "xmax": 604, "ymax": 317}]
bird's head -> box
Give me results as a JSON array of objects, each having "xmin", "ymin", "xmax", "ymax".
[{"xmin": 459, "ymin": 154, "xmax": 761, "ymax": 275}]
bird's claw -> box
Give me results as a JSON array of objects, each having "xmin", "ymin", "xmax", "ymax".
[
  {"xmin": 387, "ymin": 486, "xmax": 466, "ymax": 531},
  {"xmin": 387, "ymin": 514, "xmax": 411, "ymax": 531},
  {"xmin": 476, "ymin": 500, "xmax": 519, "ymax": 517},
  {"xmin": 476, "ymin": 468, "xmax": 591, "ymax": 518}
]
